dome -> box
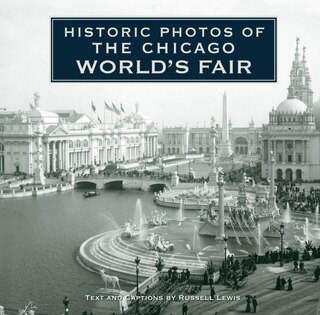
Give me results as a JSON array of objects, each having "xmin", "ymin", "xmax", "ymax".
[
  {"xmin": 27, "ymin": 108, "xmax": 59, "ymax": 124},
  {"xmin": 276, "ymin": 98, "xmax": 307, "ymax": 113}
]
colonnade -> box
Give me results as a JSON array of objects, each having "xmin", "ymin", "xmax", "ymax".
[{"xmin": 145, "ymin": 135, "xmax": 157, "ymax": 157}]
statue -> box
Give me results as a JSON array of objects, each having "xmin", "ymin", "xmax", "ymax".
[
  {"xmin": 120, "ymin": 222, "xmax": 138, "ymax": 238},
  {"xmin": 145, "ymin": 233, "xmax": 174, "ymax": 252},
  {"xmin": 18, "ymin": 302, "xmax": 37, "ymax": 315},
  {"xmin": 0, "ymin": 306, "xmax": 4, "ymax": 315},
  {"xmin": 98, "ymin": 269, "xmax": 121, "ymax": 291},
  {"xmin": 33, "ymin": 92, "xmax": 40, "ymax": 109}
]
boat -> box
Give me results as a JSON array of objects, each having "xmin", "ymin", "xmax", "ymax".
[{"xmin": 83, "ymin": 191, "xmax": 100, "ymax": 198}]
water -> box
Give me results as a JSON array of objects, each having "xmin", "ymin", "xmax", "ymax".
[
  {"xmin": 283, "ymin": 202, "xmax": 292, "ymax": 223},
  {"xmin": 0, "ymin": 189, "xmax": 159, "ymax": 314},
  {"xmin": 192, "ymin": 225, "xmax": 201, "ymax": 253},
  {"xmin": 133, "ymin": 199, "xmax": 147, "ymax": 241},
  {"xmin": 177, "ymin": 199, "xmax": 184, "ymax": 223},
  {"xmin": 0, "ymin": 187, "xmax": 285, "ymax": 313},
  {"xmin": 304, "ymin": 217, "xmax": 310, "ymax": 242},
  {"xmin": 316, "ymin": 204, "xmax": 319, "ymax": 229},
  {"xmin": 257, "ymin": 223, "xmax": 262, "ymax": 255}
]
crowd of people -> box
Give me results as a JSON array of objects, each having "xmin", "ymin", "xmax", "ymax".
[{"xmin": 276, "ymin": 181, "xmax": 320, "ymax": 212}]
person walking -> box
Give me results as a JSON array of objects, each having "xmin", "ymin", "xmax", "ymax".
[
  {"xmin": 233, "ymin": 277, "xmax": 239, "ymax": 291},
  {"xmin": 281, "ymin": 277, "xmax": 286, "ymax": 290},
  {"xmin": 210, "ymin": 286, "xmax": 216, "ymax": 300},
  {"xmin": 182, "ymin": 303, "xmax": 188, "ymax": 315},
  {"xmin": 293, "ymin": 260, "xmax": 298, "ymax": 272},
  {"xmin": 245, "ymin": 296, "xmax": 251, "ymax": 312},
  {"xmin": 288, "ymin": 277, "xmax": 293, "ymax": 291},
  {"xmin": 275, "ymin": 276, "xmax": 281, "ymax": 290},
  {"xmin": 299, "ymin": 260, "xmax": 305, "ymax": 273},
  {"xmin": 314, "ymin": 266, "xmax": 320, "ymax": 282},
  {"xmin": 252, "ymin": 296, "xmax": 258, "ymax": 313}
]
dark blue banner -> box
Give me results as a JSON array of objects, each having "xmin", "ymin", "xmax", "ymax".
[{"xmin": 51, "ymin": 18, "xmax": 277, "ymax": 82}]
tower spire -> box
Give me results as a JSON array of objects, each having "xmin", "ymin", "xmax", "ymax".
[
  {"xmin": 295, "ymin": 37, "xmax": 300, "ymax": 62},
  {"xmin": 302, "ymin": 46, "xmax": 306, "ymax": 64}
]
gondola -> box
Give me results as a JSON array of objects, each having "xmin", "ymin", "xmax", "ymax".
[{"xmin": 83, "ymin": 191, "xmax": 100, "ymax": 198}]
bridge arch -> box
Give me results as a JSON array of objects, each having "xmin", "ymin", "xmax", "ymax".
[
  {"xmin": 103, "ymin": 180, "xmax": 123, "ymax": 190},
  {"xmin": 148, "ymin": 183, "xmax": 167, "ymax": 192},
  {"xmin": 75, "ymin": 181, "xmax": 97, "ymax": 189}
]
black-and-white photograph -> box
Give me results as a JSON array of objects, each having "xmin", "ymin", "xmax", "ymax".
[{"xmin": 1, "ymin": 1, "xmax": 320, "ymax": 314}]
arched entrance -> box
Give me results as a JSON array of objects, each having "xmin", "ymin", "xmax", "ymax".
[
  {"xmin": 235, "ymin": 137, "xmax": 248, "ymax": 155},
  {"xmin": 296, "ymin": 169, "xmax": 302, "ymax": 181},
  {"xmin": 285, "ymin": 168, "xmax": 293, "ymax": 181},
  {"xmin": 276, "ymin": 169, "xmax": 283, "ymax": 181}
]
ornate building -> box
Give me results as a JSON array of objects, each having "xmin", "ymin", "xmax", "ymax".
[
  {"xmin": 0, "ymin": 95, "xmax": 158, "ymax": 175},
  {"xmin": 161, "ymin": 93, "xmax": 262, "ymax": 157},
  {"xmin": 262, "ymin": 38, "xmax": 320, "ymax": 181}
]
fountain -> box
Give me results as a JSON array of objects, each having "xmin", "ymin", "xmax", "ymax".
[
  {"xmin": 257, "ymin": 223, "xmax": 262, "ymax": 255},
  {"xmin": 203, "ymin": 182, "xmax": 208, "ymax": 194},
  {"xmin": 192, "ymin": 225, "xmax": 201, "ymax": 253},
  {"xmin": 304, "ymin": 217, "xmax": 310, "ymax": 242},
  {"xmin": 177, "ymin": 199, "xmax": 184, "ymax": 225},
  {"xmin": 283, "ymin": 202, "xmax": 292, "ymax": 223},
  {"xmin": 133, "ymin": 199, "xmax": 148, "ymax": 241}
]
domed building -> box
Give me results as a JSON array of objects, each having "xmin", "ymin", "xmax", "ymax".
[
  {"xmin": 262, "ymin": 38, "xmax": 320, "ymax": 181},
  {"xmin": 0, "ymin": 94, "xmax": 158, "ymax": 175}
]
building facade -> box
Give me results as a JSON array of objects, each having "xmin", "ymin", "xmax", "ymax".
[
  {"xmin": 0, "ymin": 96, "xmax": 158, "ymax": 175},
  {"xmin": 262, "ymin": 38, "xmax": 320, "ymax": 181},
  {"xmin": 161, "ymin": 94, "xmax": 262, "ymax": 158}
]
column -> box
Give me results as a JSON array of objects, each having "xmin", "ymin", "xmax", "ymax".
[
  {"xmin": 46, "ymin": 142, "xmax": 50, "ymax": 173},
  {"xmin": 217, "ymin": 172, "xmax": 225, "ymax": 238},
  {"xmin": 58, "ymin": 141, "xmax": 62, "ymax": 170},
  {"xmin": 61, "ymin": 141, "xmax": 64, "ymax": 169},
  {"xmin": 52, "ymin": 141, "xmax": 56, "ymax": 172},
  {"xmin": 65, "ymin": 141, "xmax": 69, "ymax": 170},
  {"xmin": 269, "ymin": 151, "xmax": 279, "ymax": 215},
  {"xmin": 283, "ymin": 140, "xmax": 285, "ymax": 164},
  {"xmin": 273, "ymin": 140, "xmax": 277, "ymax": 163},
  {"xmin": 293, "ymin": 140, "xmax": 296, "ymax": 163},
  {"xmin": 302, "ymin": 140, "xmax": 305, "ymax": 164}
]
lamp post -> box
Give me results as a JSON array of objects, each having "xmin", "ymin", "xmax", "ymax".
[
  {"xmin": 223, "ymin": 235, "xmax": 228, "ymax": 284},
  {"xmin": 62, "ymin": 296, "xmax": 70, "ymax": 315},
  {"xmin": 176, "ymin": 164, "xmax": 179, "ymax": 175},
  {"xmin": 135, "ymin": 256, "xmax": 140, "ymax": 314},
  {"xmin": 280, "ymin": 222, "xmax": 284, "ymax": 267}
]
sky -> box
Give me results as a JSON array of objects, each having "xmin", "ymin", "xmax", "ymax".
[{"xmin": 0, "ymin": 0, "xmax": 320, "ymax": 128}]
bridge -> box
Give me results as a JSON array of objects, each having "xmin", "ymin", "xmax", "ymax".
[{"xmin": 75, "ymin": 173, "xmax": 171, "ymax": 191}]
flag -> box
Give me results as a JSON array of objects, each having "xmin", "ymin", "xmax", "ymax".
[
  {"xmin": 91, "ymin": 101, "xmax": 96, "ymax": 113},
  {"xmin": 120, "ymin": 103, "xmax": 125, "ymax": 113},
  {"xmin": 29, "ymin": 103, "xmax": 34, "ymax": 110},
  {"xmin": 112, "ymin": 103, "xmax": 121, "ymax": 115},
  {"xmin": 98, "ymin": 116, "xmax": 102, "ymax": 123},
  {"xmin": 105, "ymin": 101, "xmax": 115, "ymax": 112}
]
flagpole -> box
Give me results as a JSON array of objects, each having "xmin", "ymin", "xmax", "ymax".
[{"xmin": 103, "ymin": 102, "xmax": 106, "ymax": 129}]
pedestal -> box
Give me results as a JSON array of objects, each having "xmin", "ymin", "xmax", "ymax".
[
  {"xmin": 92, "ymin": 289, "xmax": 129, "ymax": 315},
  {"xmin": 34, "ymin": 167, "xmax": 45, "ymax": 185},
  {"xmin": 219, "ymin": 141, "xmax": 233, "ymax": 158},
  {"xmin": 269, "ymin": 194, "xmax": 279, "ymax": 216},
  {"xmin": 208, "ymin": 171, "xmax": 218, "ymax": 185}
]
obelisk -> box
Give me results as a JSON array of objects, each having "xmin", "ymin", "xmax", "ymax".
[{"xmin": 220, "ymin": 91, "xmax": 232, "ymax": 158}]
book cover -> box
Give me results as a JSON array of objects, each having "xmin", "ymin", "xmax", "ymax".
[{"xmin": 0, "ymin": 1, "xmax": 319, "ymax": 315}]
